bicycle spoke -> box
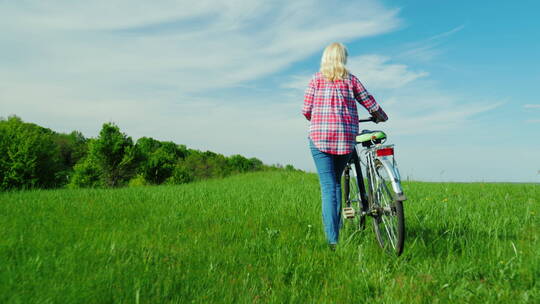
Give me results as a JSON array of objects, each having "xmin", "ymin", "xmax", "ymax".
[
  {"xmin": 374, "ymin": 170, "xmax": 400, "ymax": 251},
  {"xmin": 381, "ymin": 215, "xmax": 396, "ymax": 249},
  {"xmin": 381, "ymin": 207, "xmax": 398, "ymax": 242},
  {"xmin": 377, "ymin": 187, "xmax": 397, "ymax": 248}
]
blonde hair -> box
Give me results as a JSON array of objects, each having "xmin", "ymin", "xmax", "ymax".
[{"xmin": 320, "ymin": 42, "xmax": 349, "ymax": 81}]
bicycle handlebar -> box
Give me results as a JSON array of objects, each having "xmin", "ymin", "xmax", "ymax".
[{"xmin": 359, "ymin": 117, "xmax": 375, "ymax": 123}]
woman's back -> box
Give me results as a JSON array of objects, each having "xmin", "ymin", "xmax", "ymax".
[{"xmin": 303, "ymin": 71, "xmax": 381, "ymax": 155}]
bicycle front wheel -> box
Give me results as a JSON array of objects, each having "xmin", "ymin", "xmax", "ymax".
[{"xmin": 371, "ymin": 159, "xmax": 405, "ymax": 255}]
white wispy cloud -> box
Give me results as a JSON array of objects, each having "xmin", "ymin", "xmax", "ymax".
[
  {"xmin": 427, "ymin": 25, "xmax": 466, "ymax": 41},
  {"xmin": 0, "ymin": 0, "xmax": 401, "ymax": 94},
  {"xmin": 382, "ymin": 100, "xmax": 502, "ymax": 136},
  {"xmin": 281, "ymin": 75, "xmax": 313, "ymax": 91},
  {"xmin": 282, "ymin": 54, "xmax": 428, "ymax": 91},
  {"xmin": 395, "ymin": 24, "xmax": 465, "ymax": 63},
  {"xmin": 348, "ymin": 55, "xmax": 429, "ymax": 90}
]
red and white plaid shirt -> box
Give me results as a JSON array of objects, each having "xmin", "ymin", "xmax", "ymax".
[{"xmin": 302, "ymin": 72, "xmax": 385, "ymax": 155}]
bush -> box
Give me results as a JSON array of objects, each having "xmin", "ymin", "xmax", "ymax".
[
  {"xmin": 70, "ymin": 123, "xmax": 140, "ymax": 188},
  {"xmin": 53, "ymin": 131, "xmax": 88, "ymax": 169},
  {"xmin": 136, "ymin": 138, "xmax": 179, "ymax": 184},
  {"xmin": 68, "ymin": 157, "xmax": 103, "ymax": 188},
  {"xmin": 89, "ymin": 123, "xmax": 140, "ymax": 187},
  {"xmin": 167, "ymin": 162, "xmax": 194, "ymax": 184},
  {"xmin": 128, "ymin": 174, "xmax": 147, "ymax": 187},
  {"xmin": 0, "ymin": 116, "xmax": 64, "ymax": 190}
]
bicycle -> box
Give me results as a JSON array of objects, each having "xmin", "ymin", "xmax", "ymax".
[{"xmin": 342, "ymin": 117, "xmax": 407, "ymax": 256}]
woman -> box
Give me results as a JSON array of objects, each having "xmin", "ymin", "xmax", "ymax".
[{"xmin": 302, "ymin": 42, "xmax": 388, "ymax": 249}]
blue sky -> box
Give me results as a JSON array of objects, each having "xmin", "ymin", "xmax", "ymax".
[{"xmin": 1, "ymin": 0, "xmax": 539, "ymax": 182}]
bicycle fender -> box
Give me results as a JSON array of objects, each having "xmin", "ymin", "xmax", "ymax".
[{"xmin": 377, "ymin": 156, "xmax": 404, "ymax": 196}]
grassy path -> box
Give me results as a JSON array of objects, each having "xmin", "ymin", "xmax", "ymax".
[{"xmin": 1, "ymin": 171, "xmax": 538, "ymax": 303}]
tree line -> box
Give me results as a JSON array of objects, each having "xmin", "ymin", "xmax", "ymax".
[{"xmin": 0, "ymin": 116, "xmax": 296, "ymax": 191}]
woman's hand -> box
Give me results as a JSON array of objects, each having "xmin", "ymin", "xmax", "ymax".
[{"xmin": 371, "ymin": 107, "xmax": 388, "ymax": 123}]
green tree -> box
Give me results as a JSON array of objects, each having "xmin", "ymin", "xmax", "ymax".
[
  {"xmin": 285, "ymin": 164, "xmax": 296, "ymax": 171},
  {"xmin": 249, "ymin": 157, "xmax": 264, "ymax": 171},
  {"xmin": 68, "ymin": 145, "xmax": 103, "ymax": 188},
  {"xmin": 228, "ymin": 154, "xmax": 254, "ymax": 173},
  {"xmin": 71, "ymin": 123, "xmax": 140, "ymax": 188},
  {"xmin": 53, "ymin": 131, "xmax": 88, "ymax": 168},
  {"xmin": 167, "ymin": 161, "xmax": 194, "ymax": 184},
  {"xmin": 52, "ymin": 131, "xmax": 88, "ymax": 184},
  {"xmin": 0, "ymin": 116, "xmax": 63, "ymax": 190},
  {"xmin": 141, "ymin": 146, "xmax": 177, "ymax": 184},
  {"xmin": 136, "ymin": 137, "xmax": 162, "ymax": 157},
  {"xmin": 136, "ymin": 138, "xmax": 184, "ymax": 184},
  {"xmin": 182, "ymin": 152, "xmax": 211, "ymax": 180}
]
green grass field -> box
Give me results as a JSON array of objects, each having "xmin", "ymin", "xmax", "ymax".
[{"xmin": 1, "ymin": 171, "xmax": 538, "ymax": 303}]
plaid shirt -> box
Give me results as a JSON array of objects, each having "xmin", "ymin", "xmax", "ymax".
[{"xmin": 302, "ymin": 72, "xmax": 384, "ymax": 155}]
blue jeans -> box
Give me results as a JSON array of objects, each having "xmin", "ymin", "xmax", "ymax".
[{"xmin": 309, "ymin": 139, "xmax": 351, "ymax": 244}]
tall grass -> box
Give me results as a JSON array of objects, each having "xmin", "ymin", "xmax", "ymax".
[{"xmin": 1, "ymin": 171, "xmax": 538, "ymax": 303}]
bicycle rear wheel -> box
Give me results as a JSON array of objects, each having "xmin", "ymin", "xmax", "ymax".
[
  {"xmin": 342, "ymin": 150, "xmax": 368, "ymax": 231},
  {"xmin": 371, "ymin": 159, "xmax": 405, "ymax": 255}
]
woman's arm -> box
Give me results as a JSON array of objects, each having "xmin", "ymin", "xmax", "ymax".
[
  {"xmin": 352, "ymin": 76, "xmax": 388, "ymax": 122},
  {"xmin": 302, "ymin": 78, "xmax": 316, "ymax": 121}
]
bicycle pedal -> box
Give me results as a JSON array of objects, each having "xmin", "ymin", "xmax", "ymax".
[{"xmin": 343, "ymin": 207, "xmax": 356, "ymax": 219}]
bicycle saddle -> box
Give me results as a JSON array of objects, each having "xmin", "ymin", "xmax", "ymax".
[{"xmin": 356, "ymin": 130, "xmax": 386, "ymax": 143}]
